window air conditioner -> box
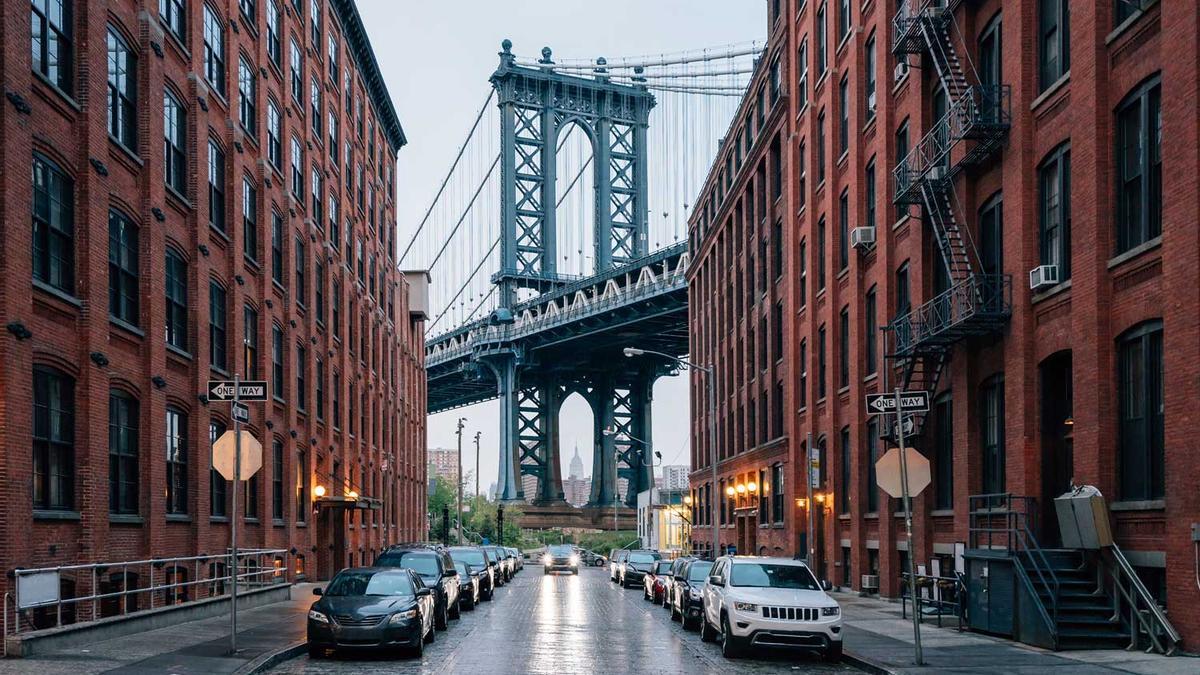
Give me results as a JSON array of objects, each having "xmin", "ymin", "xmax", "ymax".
[
  {"xmin": 867, "ymin": 91, "xmax": 877, "ymax": 113},
  {"xmin": 861, "ymin": 574, "xmax": 880, "ymax": 591},
  {"xmin": 1029, "ymin": 264, "xmax": 1060, "ymax": 291},
  {"xmin": 894, "ymin": 61, "xmax": 909, "ymax": 83},
  {"xmin": 851, "ymin": 226, "xmax": 876, "ymax": 249}
]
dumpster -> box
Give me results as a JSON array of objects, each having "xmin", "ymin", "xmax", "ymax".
[{"xmin": 1054, "ymin": 485, "xmax": 1113, "ymax": 549}]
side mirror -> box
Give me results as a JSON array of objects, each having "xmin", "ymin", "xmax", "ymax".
[
  {"xmin": 416, "ymin": 588, "xmax": 432, "ymax": 597},
  {"xmin": 444, "ymin": 569, "xmax": 458, "ymax": 578},
  {"xmin": 312, "ymin": 587, "xmax": 323, "ymax": 596},
  {"xmin": 708, "ymin": 575, "xmax": 724, "ymax": 587},
  {"xmin": 821, "ymin": 580, "xmax": 833, "ymax": 591}
]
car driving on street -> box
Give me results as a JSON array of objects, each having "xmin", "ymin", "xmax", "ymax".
[
  {"xmin": 306, "ymin": 567, "xmax": 435, "ymax": 659},
  {"xmin": 700, "ymin": 556, "xmax": 842, "ymax": 661},
  {"xmin": 542, "ymin": 544, "xmax": 580, "ymax": 574},
  {"xmin": 375, "ymin": 545, "xmax": 461, "ymax": 630}
]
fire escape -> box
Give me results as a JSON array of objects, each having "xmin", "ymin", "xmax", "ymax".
[{"xmin": 886, "ymin": 0, "xmax": 1012, "ymax": 439}]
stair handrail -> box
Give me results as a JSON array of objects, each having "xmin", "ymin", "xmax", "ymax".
[
  {"xmin": 1012, "ymin": 552, "xmax": 1059, "ymax": 648},
  {"xmin": 1106, "ymin": 543, "xmax": 1181, "ymax": 654},
  {"xmin": 1014, "ymin": 509, "xmax": 1060, "ymax": 629}
]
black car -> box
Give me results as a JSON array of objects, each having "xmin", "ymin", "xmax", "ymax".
[
  {"xmin": 453, "ymin": 560, "xmax": 480, "ymax": 610},
  {"xmin": 448, "ymin": 545, "xmax": 495, "ymax": 601},
  {"xmin": 542, "ymin": 544, "xmax": 579, "ymax": 574},
  {"xmin": 483, "ymin": 545, "xmax": 512, "ymax": 583},
  {"xmin": 663, "ymin": 557, "xmax": 695, "ymax": 610},
  {"xmin": 307, "ymin": 567, "xmax": 435, "ymax": 658},
  {"xmin": 671, "ymin": 558, "xmax": 713, "ymax": 630},
  {"xmin": 375, "ymin": 545, "xmax": 461, "ymax": 630},
  {"xmin": 620, "ymin": 550, "xmax": 662, "ymax": 588}
]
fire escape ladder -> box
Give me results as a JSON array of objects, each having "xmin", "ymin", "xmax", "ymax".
[
  {"xmin": 919, "ymin": 177, "xmax": 976, "ymax": 286},
  {"xmin": 917, "ymin": 7, "xmax": 970, "ymax": 104}
]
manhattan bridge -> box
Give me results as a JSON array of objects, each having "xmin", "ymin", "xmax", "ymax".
[{"xmin": 401, "ymin": 40, "xmax": 761, "ymax": 520}]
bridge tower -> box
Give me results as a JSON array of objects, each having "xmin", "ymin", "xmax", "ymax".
[{"xmin": 483, "ymin": 40, "xmax": 658, "ymax": 506}]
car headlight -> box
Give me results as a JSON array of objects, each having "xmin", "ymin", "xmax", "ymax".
[
  {"xmin": 308, "ymin": 609, "xmax": 329, "ymax": 624},
  {"xmin": 822, "ymin": 606, "xmax": 840, "ymax": 617},
  {"xmin": 390, "ymin": 609, "xmax": 419, "ymax": 623},
  {"xmin": 733, "ymin": 601, "xmax": 758, "ymax": 612},
  {"xmin": 542, "ymin": 554, "xmax": 552, "ymax": 564},
  {"xmin": 689, "ymin": 589, "xmax": 702, "ymax": 600},
  {"xmin": 569, "ymin": 555, "xmax": 579, "ymax": 565}
]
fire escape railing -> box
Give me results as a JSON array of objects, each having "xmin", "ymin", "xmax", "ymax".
[{"xmin": 890, "ymin": 274, "xmax": 1012, "ymax": 357}]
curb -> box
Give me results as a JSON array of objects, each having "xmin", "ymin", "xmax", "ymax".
[
  {"xmin": 843, "ymin": 648, "xmax": 899, "ymax": 675},
  {"xmin": 235, "ymin": 640, "xmax": 307, "ymax": 675}
]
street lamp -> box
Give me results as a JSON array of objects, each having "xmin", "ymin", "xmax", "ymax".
[
  {"xmin": 455, "ymin": 417, "xmax": 467, "ymax": 545},
  {"xmin": 623, "ymin": 347, "xmax": 717, "ymax": 559}
]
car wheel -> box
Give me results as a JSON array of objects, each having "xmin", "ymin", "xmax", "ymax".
[
  {"xmin": 572, "ymin": 567, "xmax": 578, "ymax": 575},
  {"xmin": 435, "ymin": 598, "xmax": 449, "ymax": 631},
  {"xmin": 825, "ymin": 641, "xmax": 843, "ymax": 662},
  {"xmin": 307, "ymin": 645, "xmax": 325, "ymax": 659},
  {"xmin": 682, "ymin": 611, "xmax": 696, "ymax": 631},
  {"xmin": 410, "ymin": 629, "xmax": 425, "ymax": 658},
  {"xmin": 720, "ymin": 615, "xmax": 742, "ymax": 659},
  {"xmin": 448, "ymin": 595, "xmax": 461, "ymax": 620},
  {"xmin": 700, "ymin": 613, "xmax": 717, "ymax": 642},
  {"xmin": 482, "ymin": 586, "xmax": 493, "ymax": 601}
]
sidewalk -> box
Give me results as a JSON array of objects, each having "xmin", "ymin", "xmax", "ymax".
[
  {"xmin": 837, "ymin": 591, "xmax": 1197, "ymax": 674},
  {"xmin": 0, "ymin": 584, "xmax": 312, "ymax": 675}
]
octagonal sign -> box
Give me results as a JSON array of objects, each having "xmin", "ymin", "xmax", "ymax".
[
  {"xmin": 212, "ymin": 430, "xmax": 263, "ymax": 481},
  {"xmin": 875, "ymin": 447, "xmax": 931, "ymax": 499}
]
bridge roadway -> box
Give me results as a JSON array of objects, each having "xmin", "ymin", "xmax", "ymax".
[{"xmin": 425, "ymin": 241, "xmax": 689, "ymax": 414}]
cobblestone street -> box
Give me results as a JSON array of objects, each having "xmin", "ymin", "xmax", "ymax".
[{"xmin": 267, "ymin": 566, "xmax": 859, "ymax": 674}]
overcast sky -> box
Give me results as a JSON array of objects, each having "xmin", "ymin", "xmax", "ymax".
[{"xmin": 359, "ymin": 0, "xmax": 766, "ymax": 493}]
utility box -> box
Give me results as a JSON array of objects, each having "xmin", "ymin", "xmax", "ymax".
[
  {"xmin": 401, "ymin": 270, "xmax": 431, "ymax": 321},
  {"xmin": 1054, "ymin": 485, "xmax": 1113, "ymax": 549}
]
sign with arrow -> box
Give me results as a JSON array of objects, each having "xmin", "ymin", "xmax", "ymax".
[
  {"xmin": 207, "ymin": 380, "xmax": 268, "ymax": 402},
  {"xmin": 865, "ymin": 391, "xmax": 929, "ymax": 415},
  {"xmin": 231, "ymin": 402, "xmax": 250, "ymax": 424}
]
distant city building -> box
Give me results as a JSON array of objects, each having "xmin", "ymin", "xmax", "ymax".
[
  {"xmin": 521, "ymin": 474, "xmax": 538, "ymax": 502},
  {"xmin": 662, "ymin": 465, "xmax": 690, "ymax": 491},
  {"xmin": 427, "ymin": 448, "xmax": 460, "ymax": 485},
  {"xmin": 569, "ymin": 445, "xmax": 585, "ymax": 480}
]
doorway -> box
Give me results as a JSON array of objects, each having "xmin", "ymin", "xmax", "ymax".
[
  {"xmin": 316, "ymin": 506, "xmax": 347, "ymax": 580},
  {"xmin": 1039, "ymin": 351, "xmax": 1073, "ymax": 546}
]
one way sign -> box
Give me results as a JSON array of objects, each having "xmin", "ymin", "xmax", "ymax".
[
  {"xmin": 866, "ymin": 391, "xmax": 930, "ymax": 415},
  {"xmin": 207, "ymin": 380, "xmax": 268, "ymax": 402}
]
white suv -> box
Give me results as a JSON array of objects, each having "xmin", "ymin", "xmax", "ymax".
[{"xmin": 700, "ymin": 556, "xmax": 843, "ymax": 661}]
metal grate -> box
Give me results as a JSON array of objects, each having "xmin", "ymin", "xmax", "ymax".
[
  {"xmin": 761, "ymin": 606, "xmax": 818, "ymax": 621},
  {"xmin": 333, "ymin": 613, "xmax": 386, "ymax": 627}
]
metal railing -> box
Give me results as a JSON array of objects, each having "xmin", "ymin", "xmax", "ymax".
[
  {"xmin": 1104, "ymin": 544, "xmax": 1181, "ymax": 655},
  {"xmin": 5, "ymin": 549, "xmax": 289, "ymax": 639},
  {"xmin": 889, "ymin": 274, "xmax": 1011, "ymax": 356},
  {"xmin": 968, "ymin": 494, "xmax": 1060, "ymax": 636},
  {"xmin": 901, "ymin": 571, "xmax": 966, "ymax": 630}
]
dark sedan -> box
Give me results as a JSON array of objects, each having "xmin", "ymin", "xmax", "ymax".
[
  {"xmin": 671, "ymin": 558, "xmax": 713, "ymax": 630},
  {"xmin": 620, "ymin": 550, "xmax": 662, "ymax": 588},
  {"xmin": 307, "ymin": 567, "xmax": 435, "ymax": 658},
  {"xmin": 453, "ymin": 560, "xmax": 480, "ymax": 610},
  {"xmin": 375, "ymin": 546, "xmax": 461, "ymax": 629},
  {"xmin": 448, "ymin": 546, "xmax": 495, "ymax": 601}
]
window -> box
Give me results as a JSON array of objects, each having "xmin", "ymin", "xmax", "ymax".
[
  {"xmin": 816, "ymin": 2, "xmax": 828, "ymax": 75},
  {"xmin": 209, "ymin": 281, "xmax": 227, "ymax": 371},
  {"xmin": 1038, "ymin": 0, "xmax": 1069, "ymax": 90},
  {"xmin": 311, "ymin": 168, "xmax": 323, "ymax": 226},
  {"xmin": 106, "ymin": 28, "xmax": 136, "ymax": 150},
  {"xmin": 865, "ymin": 35, "xmax": 877, "ymax": 117},
  {"xmin": 980, "ymin": 192, "xmax": 1004, "ymax": 278},
  {"xmin": 270, "ymin": 210, "xmax": 284, "ymax": 285},
  {"xmin": 895, "ymin": 262, "xmax": 910, "ymax": 318},
  {"xmin": 798, "ymin": 238, "xmax": 807, "ymax": 308},
  {"xmin": 208, "ymin": 140, "xmax": 226, "ymax": 233},
  {"xmin": 332, "ymin": 370, "xmax": 341, "ymax": 428},
  {"xmin": 163, "ymin": 90, "xmax": 187, "ymax": 194},
  {"xmin": 1116, "ymin": 0, "xmax": 1149, "ymax": 24},
  {"xmin": 32, "ymin": 0, "xmax": 74, "ymax": 93},
  {"xmin": 243, "ymin": 304, "xmax": 259, "ymax": 379},
  {"xmin": 32, "ymin": 154, "xmax": 75, "ymax": 293},
  {"xmin": 816, "ymin": 216, "xmax": 826, "ymax": 290},
  {"xmin": 309, "ymin": 0, "xmax": 320, "ymax": 44},
  {"xmin": 838, "ymin": 75, "xmax": 849, "ymax": 155},
  {"xmin": 296, "ymin": 344, "xmax": 307, "ymax": 411},
  {"xmin": 294, "ymin": 236, "xmax": 306, "ymax": 305},
  {"xmin": 160, "ymin": 0, "xmax": 186, "ymax": 41},
  {"xmin": 837, "ymin": 0, "xmax": 850, "ymax": 42},
  {"xmin": 1036, "ymin": 146, "xmax": 1071, "ymax": 279},
  {"xmin": 237, "ymin": 56, "xmax": 256, "ymax": 136},
  {"xmin": 210, "ymin": 421, "xmax": 227, "ymax": 517},
  {"xmin": 1115, "ymin": 77, "xmax": 1161, "ymax": 253},
  {"xmin": 816, "ymin": 110, "xmax": 826, "ymax": 184},
  {"xmin": 771, "ymin": 463, "xmax": 784, "ymax": 523},
  {"xmin": 328, "ymin": 112, "xmax": 339, "ymax": 165},
  {"xmin": 108, "ymin": 390, "xmax": 138, "ymax": 515},
  {"xmin": 108, "ymin": 209, "xmax": 139, "ymax": 325},
  {"xmin": 244, "ymin": 466, "xmax": 258, "ymax": 518},
  {"xmin": 295, "ymin": 448, "xmax": 307, "ymax": 522},
  {"xmin": 165, "ymin": 249, "xmax": 188, "ymax": 350},
  {"xmin": 315, "ymin": 358, "xmax": 325, "ymax": 420},
  {"xmin": 797, "ymin": 37, "xmax": 808, "ymax": 110},
  {"xmin": 166, "ymin": 407, "xmax": 187, "ymax": 514},
  {"xmin": 314, "ymin": 261, "xmax": 325, "ymax": 324},
  {"xmin": 271, "ymin": 439, "xmax": 285, "ymax": 520},
  {"xmin": 202, "ymin": 4, "xmax": 226, "ymax": 96},
  {"xmin": 33, "ymin": 366, "xmax": 74, "ymax": 511},
  {"xmin": 865, "ymin": 158, "xmax": 877, "ymax": 231},
  {"xmin": 838, "ymin": 306, "xmax": 850, "ymax": 388},
  {"xmin": 818, "ymin": 324, "xmax": 827, "ymax": 400},
  {"xmin": 895, "ymin": 120, "xmax": 909, "ymax": 220},
  {"xmin": 1117, "ymin": 322, "xmax": 1163, "ymax": 500},
  {"xmin": 865, "ymin": 287, "xmax": 877, "ymax": 376},
  {"xmin": 934, "ymin": 393, "xmax": 953, "ymax": 510},
  {"xmin": 261, "ymin": 100, "xmax": 281, "ymax": 170},
  {"xmin": 839, "ymin": 427, "xmax": 851, "ymax": 514},
  {"xmin": 838, "ymin": 190, "xmax": 849, "ymax": 271},
  {"xmin": 979, "ymin": 13, "xmax": 1002, "ymax": 90},
  {"xmin": 289, "ymin": 38, "xmax": 302, "ymax": 103},
  {"xmin": 331, "ymin": 279, "xmax": 341, "ymax": 337},
  {"xmin": 980, "ymin": 375, "xmax": 1005, "ymax": 494},
  {"xmin": 242, "ymin": 178, "xmax": 258, "ymax": 261},
  {"xmin": 327, "ymin": 32, "xmax": 339, "ymax": 79},
  {"xmin": 290, "ymin": 136, "xmax": 303, "ymax": 199},
  {"xmin": 329, "ymin": 196, "xmax": 340, "ymax": 249},
  {"xmin": 266, "ymin": 0, "xmax": 281, "ymax": 66},
  {"xmin": 309, "ymin": 77, "xmax": 321, "ymax": 134},
  {"xmin": 271, "ymin": 323, "xmax": 285, "ymax": 399}
]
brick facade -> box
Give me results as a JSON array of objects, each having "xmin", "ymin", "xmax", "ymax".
[
  {"xmin": 0, "ymin": 0, "xmax": 427, "ymax": 603},
  {"xmin": 688, "ymin": 0, "xmax": 1200, "ymax": 650}
]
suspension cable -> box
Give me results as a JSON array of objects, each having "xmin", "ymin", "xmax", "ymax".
[
  {"xmin": 425, "ymin": 153, "xmax": 500, "ymax": 272},
  {"xmin": 425, "ymin": 236, "xmax": 501, "ymax": 334}
]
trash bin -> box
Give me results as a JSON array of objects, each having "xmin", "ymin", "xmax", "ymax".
[{"xmin": 1054, "ymin": 485, "xmax": 1114, "ymax": 549}]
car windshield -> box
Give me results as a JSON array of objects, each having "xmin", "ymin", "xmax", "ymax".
[
  {"xmin": 628, "ymin": 552, "xmax": 660, "ymax": 564},
  {"xmin": 377, "ymin": 551, "xmax": 440, "ymax": 577},
  {"xmin": 729, "ymin": 563, "xmax": 820, "ymax": 589},
  {"xmin": 454, "ymin": 561, "xmax": 470, "ymax": 575},
  {"xmin": 324, "ymin": 570, "xmax": 414, "ymax": 597},
  {"xmin": 451, "ymin": 549, "xmax": 487, "ymax": 566},
  {"xmin": 655, "ymin": 561, "xmax": 673, "ymax": 574},
  {"xmin": 549, "ymin": 545, "xmax": 574, "ymax": 556},
  {"xmin": 688, "ymin": 561, "xmax": 714, "ymax": 581}
]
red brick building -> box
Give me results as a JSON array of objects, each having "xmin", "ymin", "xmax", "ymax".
[
  {"xmin": 689, "ymin": 0, "xmax": 1200, "ymax": 651},
  {"xmin": 0, "ymin": 0, "xmax": 427, "ymax": 610}
]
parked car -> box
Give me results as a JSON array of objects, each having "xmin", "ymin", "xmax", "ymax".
[
  {"xmin": 448, "ymin": 545, "xmax": 495, "ymax": 601},
  {"xmin": 453, "ymin": 560, "xmax": 480, "ymax": 610},
  {"xmin": 643, "ymin": 560, "xmax": 674, "ymax": 602},
  {"xmin": 542, "ymin": 544, "xmax": 580, "ymax": 574},
  {"xmin": 506, "ymin": 547, "xmax": 524, "ymax": 572},
  {"xmin": 663, "ymin": 557, "xmax": 695, "ymax": 610},
  {"xmin": 671, "ymin": 558, "xmax": 713, "ymax": 629},
  {"xmin": 578, "ymin": 549, "xmax": 606, "ymax": 567},
  {"xmin": 609, "ymin": 549, "xmax": 629, "ymax": 582},
  {"xmin": 619, "ymin": 550, "xmax": 662, "ymax": 588},
  {"xmin": 483, "ymin": 545, "xmax": 513, "ymax": 582},
  {"xmin": 375, "ymin": 545, "xmax": 461, "ymax": 630},
  {"xmin": 307, "ymin": 567, "xmax": 435, "ymax": 658},
  {"xmin": 700, "ymin": 556, "xmax": 842, "ymax": 661}
]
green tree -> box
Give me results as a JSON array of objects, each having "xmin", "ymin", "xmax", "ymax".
[{"xmin": 426, "ymin": 475, "xmax": 457, "ymax": 543}]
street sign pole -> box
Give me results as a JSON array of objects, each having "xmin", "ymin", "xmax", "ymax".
[
  {"xmin": 805, "ymin": 432, "xmax": 815, "ymax": 566},
  {"xmin": 894, "ymin": 388, "xmax": 923, "ymax": 666},
  {"xmin": 230, "ymin": 373, "xmax": 241, "ymax": 655}
]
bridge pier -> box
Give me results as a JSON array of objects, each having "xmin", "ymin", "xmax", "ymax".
[{"xmin": 483, "ymin": 353, "xmax": 523, "ymax": 502}]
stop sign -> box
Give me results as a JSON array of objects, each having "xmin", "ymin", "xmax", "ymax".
[
  {"xmin": 875, "ymin": 447, "xmax": 931, "ymax": 499},
  {"xmin": 212, "ymin": 430, "xmax": 263, "ymax": 481}
]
